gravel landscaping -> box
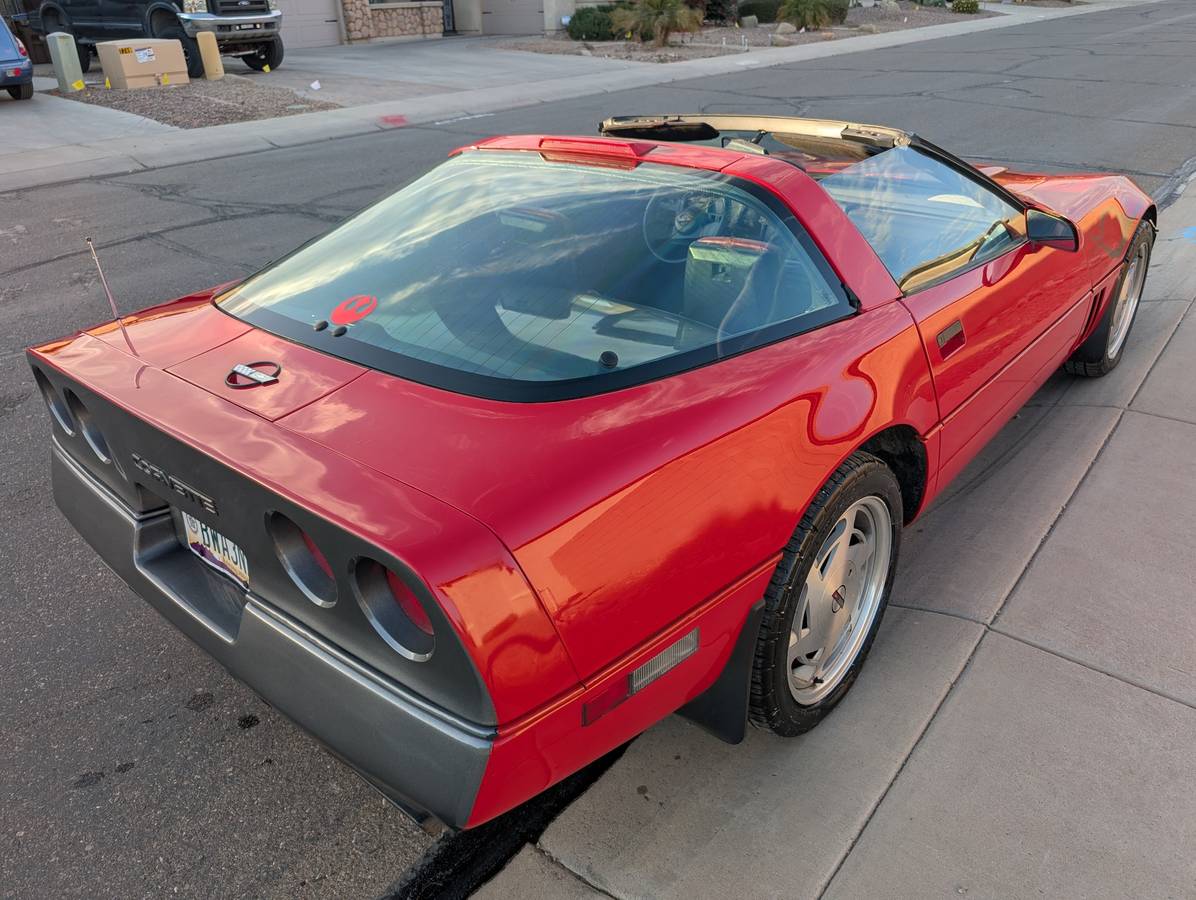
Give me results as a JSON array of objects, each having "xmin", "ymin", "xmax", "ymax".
[
  {"xmin": 50, "ymin": 73, "xmax": 340, "ymax": 129},
  {"xmin": 499, "ymin": 1, "xmax": 996, "ymax": 63}
]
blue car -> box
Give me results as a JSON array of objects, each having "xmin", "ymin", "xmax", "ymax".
[{"xmin": 0, "ymin": 17, "xmax": 33, "ymax": 101}]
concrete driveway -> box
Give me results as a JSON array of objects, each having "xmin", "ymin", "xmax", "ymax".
[{"xmin": 235, "ymin": 35, "xmax": 655, "ymax": 107}]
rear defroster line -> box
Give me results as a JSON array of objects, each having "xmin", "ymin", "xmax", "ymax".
[{"xmin": 380, "ymin": 743, "xmax": 629, "ymax": 900}]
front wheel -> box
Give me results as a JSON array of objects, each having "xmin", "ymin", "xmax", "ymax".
[
  {"xmin": 243, "ymin": 37, "xmax": 284, "ymax": 71},
  {"xmin": 8, "ymin": 83, "xmax": 34, "ymax": 100},
  {"xmin": 749, "ymin": 452, "xmax": 902, "ymax": 736},
  {"xmin": 1065, "ymin": 219, "xmax": 1154, "ymax": 377}
]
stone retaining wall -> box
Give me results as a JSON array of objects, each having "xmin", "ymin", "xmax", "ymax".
[{"xmin": 343, "ymin": 0, "xmax": 443, "ymax": 41}]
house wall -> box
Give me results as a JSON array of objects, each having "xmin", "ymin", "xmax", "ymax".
[
  {"xmin": 343, "ymin": 0, "xmax": 444, "ymax": 40},
  {"xmin": 451, "ymin": 0, "xmax": 578, "ymax": 35}
]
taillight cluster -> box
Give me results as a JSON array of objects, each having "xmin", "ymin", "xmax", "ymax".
[
  {"xmin": 267, "ymin": 511, "xmax": 436, "ymax": 660},
  {"xmin": 352, "ymin": 558, "xmax": 436, "ymax": 662},
  {"xmin": 36, "ymin": 370, "xmax": 119, "ymax": 471},
  {"xmin": 16, "ymin": 37, "xmax": 28, "ymax": 58}
]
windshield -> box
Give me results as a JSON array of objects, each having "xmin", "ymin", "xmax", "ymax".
[{"xmin": 219, "ymin": 152, "xmax": 850, "ymax": 401}]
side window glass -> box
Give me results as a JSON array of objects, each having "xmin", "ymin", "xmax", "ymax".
[{"xmin": 821, "ymin": 146, "xmax": 1023, "ymax": 291}]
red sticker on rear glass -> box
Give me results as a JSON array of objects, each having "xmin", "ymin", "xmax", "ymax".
[{"xmin": 330, "ymin": 295, "xmax": 377, "ymax": 325}]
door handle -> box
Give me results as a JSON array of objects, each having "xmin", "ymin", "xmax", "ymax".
[{"xmin": 936, "ymin": 320, "xmax": 965, "ymax": 358}]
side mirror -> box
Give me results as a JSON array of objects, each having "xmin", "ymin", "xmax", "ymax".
[{"xmin": 1026, "ymin": 209, "xmax": 1079, "ymax": 252}]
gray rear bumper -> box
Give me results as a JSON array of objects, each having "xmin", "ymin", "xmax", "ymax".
[{"xmin": 52, "ymin": 443, "xmax": 491, "ymax": 830}]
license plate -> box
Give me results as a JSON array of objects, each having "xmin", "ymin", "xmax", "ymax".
[
  {"xmin": 237, "ymin": 23, "xmax": 260, "ymax": 29},
  {"xmin": 183, "ymin": 511, "xmax": 250, "ymax": 590}
]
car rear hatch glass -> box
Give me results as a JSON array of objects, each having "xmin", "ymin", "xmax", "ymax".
[{"xmin": 216, "ymin": 151, "xmax": 851, "ymax": 401}]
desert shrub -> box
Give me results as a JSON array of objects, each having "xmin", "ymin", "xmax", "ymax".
[
  {"xmin": 567, "ymin": 4, "xmax": 617, "ymax": 39},
  {"xmin": 612, "ymin": 0, "xmax": 703, "ymax": 46},
  {"xmin": 737, "ymin": 0, "xmax": 780, "ymax": 22},
  {"xmin": 951, "ymin": 0, "xmax": 979, "ymax": 11},
  {"xmin": 777, "ymin": 0, "xmax": 835, "ymax": 29},
  {"xmin": 826, "ymin": 0, "xmax": 849, "ymax": 23}
]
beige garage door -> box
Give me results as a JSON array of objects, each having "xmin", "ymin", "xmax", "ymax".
[
  {"xmin": 482, "ymin": 0, "xmax": 543, "ymax": 34},
  {"xmin": 278, "ymin": 0, "xmax": 342, "ymax": 48}
]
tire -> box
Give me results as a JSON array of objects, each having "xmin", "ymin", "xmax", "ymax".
[
  {"xmin": 749, "ymin": 452, "xmax": 902, "ymax": 736},
  {"xmin": 8, "ymin": 83, "xmax": 34, "ymax": 100},
  {"xmin": 243, "ymin": 37, "xmax": 283, "ymax": 71},
  {"xmin": 1064, "ymin": 219, "xmax": 1155, "ymax": 377},
  {"xmin": 156, "ymin": 24, "xmax": 203, "ymax": 78}
]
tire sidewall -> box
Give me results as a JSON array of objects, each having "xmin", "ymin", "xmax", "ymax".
[
  {"xmin": 761, "ymin": 458, "xmax": 902, "ymax": 734},
  {"xmin": 1077, "ymin": 221, "xmax": 1154, "ymax": 371}
]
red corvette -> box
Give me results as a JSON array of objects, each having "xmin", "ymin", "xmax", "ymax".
[{"xmin": 28, "ymin": 115, "xmax": 1154, "ymax": 831}]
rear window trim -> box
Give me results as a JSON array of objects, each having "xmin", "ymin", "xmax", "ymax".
[{"xmin": 217, "ymin": 160, "xmax": 854, "ymax": 403}]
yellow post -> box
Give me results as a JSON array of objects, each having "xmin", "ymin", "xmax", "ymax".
[{"xmin": 196, "ymin": 32, "xmax": 224, "ymax": 80}]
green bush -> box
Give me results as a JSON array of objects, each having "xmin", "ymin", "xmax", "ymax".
[
  {"xmin": 567, "ymin": 4, "xmax": 617, "ymax": 40},
  {"xmin": 951, "ymin": 0, "xmax": 979, "ymax": 11},
  {"xmin": 777, "ymin": 0, "xmax": 844, "ymax": 29},
  {"xmin": 612, "ymin": 0, "xmax": 703, "ymax": 46},
  {"xmin": 737, "ymin": 0, "xmax": 779, "ymax": 22}
]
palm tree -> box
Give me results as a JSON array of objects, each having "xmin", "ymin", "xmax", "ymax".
[{"xmin": 613, "ymin": 0, "xmax": 704, "ymax": 48}]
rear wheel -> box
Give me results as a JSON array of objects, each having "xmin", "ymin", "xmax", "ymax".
[
  {"xmin": 749, "ymin": 452, "xmax": 902, "ymax": 736},
  {"xmin": 155, "ymin": 24, "xmax": 203, "ymax": 78},
  {"xmin": 8, "ymin": 83, "xmax": 34, "ymax": 100},
  {"xmin": 243, "ymin": 37, "xmax": 284, "ymax": 71},
  {"xmin": 1065, "ymin": 220, "xmax": 1154, "ymax": 377}
]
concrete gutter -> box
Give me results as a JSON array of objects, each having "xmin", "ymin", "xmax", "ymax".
[{"xmin": 0, "ymin": 0, "xmax": 1163, "ymax": 193}]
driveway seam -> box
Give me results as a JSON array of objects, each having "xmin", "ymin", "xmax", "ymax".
[
  {"xmin": 533, "ymin": 844, "xmax": 623, "ymax": 900},
  {"xmin": 814, "ymin": 624, "xmax": 986, "ymax": 898},
  {"xmin": 986, "ymin": 626, "xmax": 1196, "ymax": 715},
  {"xmin": 1128, "ymin": 297, "xmax": 1196, "ymax": 410}
]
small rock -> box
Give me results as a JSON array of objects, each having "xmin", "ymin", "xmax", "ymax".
[
  {"xmin": 776, "ymin": 21, "xmax": 797, "ymax": 33},
  {"xmin": 859, "ymin": 22, "xmax": 879, "ymax": 32},
  {"xmin": 740, "ymin": 14, "xmax": 758, "ymax": 27},
  {"xmin": 878, "ymin": 0, "xmax": 900, "ymax": 11}
]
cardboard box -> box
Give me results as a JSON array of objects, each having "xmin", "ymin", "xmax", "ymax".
[{"xmin": 96, "ymin": 39, "xmax": 189, "ymax": 90}]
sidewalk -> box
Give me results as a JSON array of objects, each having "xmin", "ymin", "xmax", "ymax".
[
  {"xmin": 478, "ymin": 184, "xmax": 1196, "ymax": 897},
  {"xmin": 0, "ymin": 0, "xmax": 1161, "ymax": 193}
]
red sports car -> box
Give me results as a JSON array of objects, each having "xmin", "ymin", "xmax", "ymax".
[{"xmin": 28, "ymin": 115, "xmax": 1154, "ymax": 831}]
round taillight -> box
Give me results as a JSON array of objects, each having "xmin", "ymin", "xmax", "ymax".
[
  {"xmin": 64, "ymin": 389, "xmax": 113, "ymax": 465},
  {"xmin": 267, "ymin": 512, "xmax": 337, "ymax": 607},
  {"xmin": 353, "ymin": 558, "xmax": 435, "ymax": 662},
  {"xmin": 34, "ymin": 369, "xmax": 75, "ymax": 435}
]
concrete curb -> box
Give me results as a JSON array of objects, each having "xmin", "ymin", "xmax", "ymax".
[{"xmin": 0, "ymin": 0, "xmax": 1161, "ymax": 193}]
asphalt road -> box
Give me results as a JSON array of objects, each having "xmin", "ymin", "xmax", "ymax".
[{"xmin": 4, "ymin": 2, "xmax": 1196, "ymax": 897}]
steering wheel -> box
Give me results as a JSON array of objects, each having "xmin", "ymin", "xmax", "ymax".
[{"xmin": 642, "ymin": 188, "xmax": 728, "ymax": 264}]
